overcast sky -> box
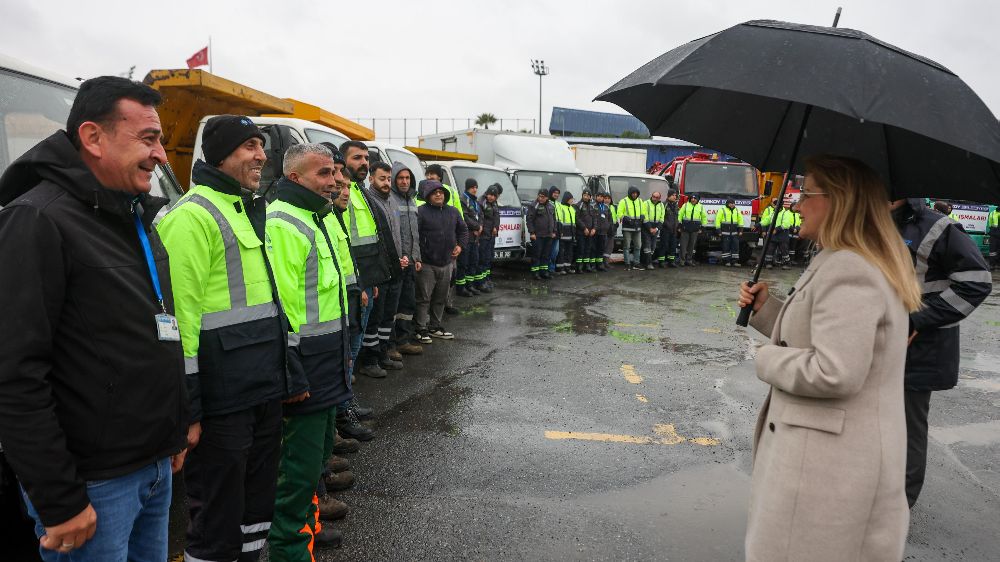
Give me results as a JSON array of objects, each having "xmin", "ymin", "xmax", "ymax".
[{"xmin": 3, "ymin": 0, "xmax": 998, "ymax": 144}]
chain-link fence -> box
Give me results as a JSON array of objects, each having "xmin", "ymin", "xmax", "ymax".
[{"xmin": 352, "ymin": 117, "xmax": 537, "ymax": 146}]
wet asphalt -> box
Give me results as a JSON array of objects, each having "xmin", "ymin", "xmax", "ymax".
[
  {"xmin": 170, "ymin": 260, "xmax": 1000, "ymax": 561},
  {"xmin": 311, "ymin": 261, "xmax": 1000, "ymax": 561}
]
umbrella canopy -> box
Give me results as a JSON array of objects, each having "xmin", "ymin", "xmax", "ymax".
[{"xmin": 596, "ymin": 20, "xmax": 1000, "ymax": 204}]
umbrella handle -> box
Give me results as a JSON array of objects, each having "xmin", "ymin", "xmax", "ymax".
[{"xmin": 736, "ymin": 282, "xmax": 756, "ymax": 327}]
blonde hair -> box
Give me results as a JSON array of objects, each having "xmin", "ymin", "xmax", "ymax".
[{"xmin": 806, "ymin": 155, "xmax": 923, "ymax": 312}]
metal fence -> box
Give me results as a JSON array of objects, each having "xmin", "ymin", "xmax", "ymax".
[{"xmin": 352, "ymin": 117, "xmax": 537, "ymax": 146}]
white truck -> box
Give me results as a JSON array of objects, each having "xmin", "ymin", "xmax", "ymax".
[
  {"xmin": 420, "ymin": 160, "xmax": 525, "ymax": 260},
  {"xmin": 419, "ymin": 129, "xmax": 587, "ymax": 204},
  {"xmin": 569, "ymin": 144, "xmax": 647, "ymax": 176},
  {"xmin": 0, "ymin": 54, "xmax": 184, "ymax": 205}
]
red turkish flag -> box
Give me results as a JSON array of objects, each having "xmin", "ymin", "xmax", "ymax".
[{"xmin": 186, "ymin": 47, "xmax": 209, "ymax": 69}]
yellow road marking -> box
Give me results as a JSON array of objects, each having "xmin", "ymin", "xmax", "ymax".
[
  {"xmin": 621, "ymin": 364, "xmax": 643, "ymax": 384},
  {"xmin": 635, "ymin": 394, "xmax": 648, "ymax": 403},
  {"xmin": 545, "ymin": 430, "xmax": 654, "ymax": 444},
  {"xmin": 545, "ymin": 425, "xmax": 720, "ymax": 447}
]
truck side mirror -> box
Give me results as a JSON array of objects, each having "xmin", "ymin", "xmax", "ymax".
[{"xmin": 763, "ymin": 180, "xmax": 773, "ymax": 197}]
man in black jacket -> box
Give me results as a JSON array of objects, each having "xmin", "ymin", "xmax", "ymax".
[
  {"xmin": 892, "ymin": 198, "xmax": 992, "ymax": 507},
  {"xmin": 0, "ymin": 77, "xmax": 189, "ymax": 561},
  {"xmin": 657, "ymin": 190, "xmax": 680, "ymax": 267},
  {"xmin": 526, "ymin": 189, "xmax": 557, "ymax": 280},
  {"xmin": 415, "ymin": 181, "xmax": 468, "ymax": 340},
  {"xmin": 457, "ymin": 178, "xmax": 484, "ymax": 297},
  {"xmin": 477, "ymin": 184, "xmax": 502, "ymax": 291}
]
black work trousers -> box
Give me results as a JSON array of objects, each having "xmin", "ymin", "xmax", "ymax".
[
  {"xmin": 478, "ymin": 235, "xmax": 495, "ymax": 283},
  {"xmin": 593, "ymin": 234, "xmax": 607, "ymax": 266},
  {"xmin": 184, "ymin": 399, "xmax": 283, "ymax": 562},
  {"xmin": 904, "ymin": 389, "xmax": 932, "ymax": 508},
  {"xmin": 530, "ymin": 236, "xmax": 553, "ymax": 273},
  {"xmin": 657, "ymin": 228, "xmax": 677, "ymax": 263},
  {"xmin": 394, "ymin": 265, "xmax": 417, "ymax": 345},
  {"xmin": 989, "ymin": 234, "xmax": 999, "ymax": 269},
  {"xmin": 574, "ymin": 235, "xmax": 591, "ymax": 269}
]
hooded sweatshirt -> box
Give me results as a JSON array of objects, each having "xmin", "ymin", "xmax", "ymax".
[
  {"xmin": 417, "ymin": 180, "xmax": 469, "ymax": 267},
  {"xmin": 389, "ymin": 162, "xmax": 421, "ymax": 263},
  {"xmin": 366, "ymin": 172, "xmax": 403, "ymax": 260},
  {"xmin": 479, "ymin": 184, "xmax": 502, "ymax": 235},
  {"xmin": 0, "ymin": 132, "xmax": 188, "ymax": 526}
]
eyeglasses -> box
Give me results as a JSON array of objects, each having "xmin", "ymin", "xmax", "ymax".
[{"xmin": 800, "ymin": 190, "xmax": 827, "ymax": 201}]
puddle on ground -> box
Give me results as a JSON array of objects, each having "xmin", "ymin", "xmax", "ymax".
[
  {"xmin": 930, "ymin": 420, "xmax": 1000, "ymax": 447},
  {"xmin": 961, "ymin": 352, "xmax": 1000, "ymax": 375}
]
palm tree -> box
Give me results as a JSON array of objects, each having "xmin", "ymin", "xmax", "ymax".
[{"xmin": 475, "ymin": 113, "xmax": 498, "ymax": 130}]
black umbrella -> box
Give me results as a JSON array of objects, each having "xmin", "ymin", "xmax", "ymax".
[{"xmin": 596, "ymin": 18, "xmax": 1000, "ymax": 325}]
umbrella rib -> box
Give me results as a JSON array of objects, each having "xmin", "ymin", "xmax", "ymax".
[
  {"xmin": 761, "ymin": 99, "xmax": 795, "ymax": 169},
  {"xmin": 881, "ymin": 123, "xmax": 895, "ymax": 198}
]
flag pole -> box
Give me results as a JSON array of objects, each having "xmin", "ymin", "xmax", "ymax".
[{"xmin": 208, "ymin": 36, "xmax": 213, "ymax": 74}]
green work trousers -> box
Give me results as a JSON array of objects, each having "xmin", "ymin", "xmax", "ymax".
[{"xmin": 268, "ymin": 407, "xmax": 337, "ymax": 562}]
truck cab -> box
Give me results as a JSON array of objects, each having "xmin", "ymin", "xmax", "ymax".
[
  {"xmin": 364, "ymin": 140, "xmax": 425, "ymax": 178},
  {"xmin": 931, "ymin": 199, "xmax": 997, "ymax": 258},
  {"xmin": 422, "ymin": 160, "xmax": 525, "ymax": 261},
  {"xmin": 660, "ymin": 153, "xmax": 760, "ymax": 263}
]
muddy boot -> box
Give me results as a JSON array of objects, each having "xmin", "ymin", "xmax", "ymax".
[
  {"xmin": 314, "ymin": 526, "xmax": 343, "ymax": 549},
  {"xmin": 387, "ymin": 347, "xmax": 403, "ymax": 362},
  {"xmin": 357, "ymin": 363, "xmax": 387, "ymax": 379},
  {"xmin": 333, "ymin": 432, "xmax": 360, "ymax": 454},
  {"xmin": 327, "ymin": 455, "xmax": 351, "ymax": 473},
  {"xmin": 379, "ymin": 357, "xmax": 403, "ymax": 370},
  {"xmin": 398, "ymin": 342, "xmax": 424, "ymax": 355},
  {"xmin": 324, "ymin": 470, "xmax": 355, "ymax": 491},
  {"xmin": 318, "ymin": 494, "xmax": 350, "ymax": 521}
]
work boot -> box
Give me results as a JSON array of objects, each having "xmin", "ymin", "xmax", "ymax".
[
  {"xmin": 445, "ymin": 306, "xmax": 459, "ymax": 315},
  {"xmin": 532, "ymin": 272, "xmax": 542, "ymax": 280},
  {"xmin": 456, "ymin": 285, "xmax": 472, "ymax": 297},
  {"xmin": 318, "ymin": 494, "xmax": 350, "ymax": 521},
  {"xmin": 387, "ymin": 347, "xmax": 403, "ymax": 362},
  {"xmin": 379, "ymin": 357, "xmax": 403, "ymax": 370},
  {"xmin": 646, "ymin": 263, "xmax": 655, "ymax": 270},
  {"xmin": 327, "ymin": 455, "xmax": 351, "ymax": 473},
  {"xmin": 347, "ymin": 398, "xmax": 374, "ymax": 420},
  {"xmin": 667, "ymin": 261, "xmax": 678, "ymax": 268},
  {"xmin": 336, "ymin": 409, "xmax": 375, "ymax": 441},
  {"xmin": 398, "ymin": 342, "xmax": 423, "ymax": 355},
  {"xmin": 542, "ymin": 271, "xmax": 552, "ymax": 279},
  {"xmin": 358, "ymin": 363, "xmax": 387, "ymax": 379},
  {"xmin": 478, "ymin": 282, "xmax": 494, "ymax": 292},
  {"xmin": 324, "ymin": 470, "xmax": 355, "ymax": 491},
  {"xmin": 781, "ymin": 264, "xmax": 790, "ymax": 270},
  {"xmin": 333, "ymin": 432, "xmax": 360, "ymax": 454},
  {"xmin": 314, "ymin": 526, "xmax": 343, "ymax": 549}
]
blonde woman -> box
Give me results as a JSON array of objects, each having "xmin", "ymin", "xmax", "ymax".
[{"xmin": 737, "ymin": 155, "xmax": 922, "ymax": 561}]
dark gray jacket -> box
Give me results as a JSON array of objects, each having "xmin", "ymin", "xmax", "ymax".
[
  {"xmin": 418, "ymin": 181, "xmax": 469, "ymax": 267},
  {"xmin": 389, "ymin": 162, "xmax": 421, "ymax": 263}
]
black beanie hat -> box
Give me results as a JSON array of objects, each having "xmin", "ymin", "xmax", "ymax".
[
  {"xmin": 465, "ymin": 178, "xmax": 478, "ymax": 191},
  {"xmin": 538, "ymin": 188, "xmax": 550, "ymax": 197},
  {"xmin": 202, "ymin": 115, "xmax": 266, "ymax": 166},
  {"xmin": 561, "ymin": 191, "xmax": 574, "ymax": 204},
  {"xmin": 319, "ymin": 142, "xmax": 346, "ymax": 165}
]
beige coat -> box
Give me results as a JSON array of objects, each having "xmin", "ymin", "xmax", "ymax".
[{"xmin": 746, "ymin": 249, "xmax": 910, "ymax": 562}]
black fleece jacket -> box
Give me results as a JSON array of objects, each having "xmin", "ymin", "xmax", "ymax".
[{"xmin": 0, "ymin": 132, "xmax": 188, "ymax": 526}]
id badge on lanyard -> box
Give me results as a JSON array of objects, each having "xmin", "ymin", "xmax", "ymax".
[{"xmin": 133, "ymin": 202, "xmax": 180, "ymax": 342}]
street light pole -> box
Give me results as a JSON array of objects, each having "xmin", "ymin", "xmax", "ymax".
[{"xmin": 531, "ymin": 59, "xmax": 549, "ymax": 135}]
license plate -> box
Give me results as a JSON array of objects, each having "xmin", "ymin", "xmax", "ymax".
[{"xmin": 494, "ymin": 250, "xmax": 512, "ymax": 259}]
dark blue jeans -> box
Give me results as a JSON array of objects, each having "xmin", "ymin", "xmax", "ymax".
[{"xmin": 22, "ymin": 457, "xmax": 172, "ymax": 562}]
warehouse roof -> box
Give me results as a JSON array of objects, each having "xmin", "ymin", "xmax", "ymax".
[{"xmin": 549, "ymin": 106, "xmax": 650, "ymax": 137}]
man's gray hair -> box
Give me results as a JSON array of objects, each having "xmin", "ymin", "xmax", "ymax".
[{"xmin": 283, "ymin": 143, "xmax": 334, "ymax": 176}]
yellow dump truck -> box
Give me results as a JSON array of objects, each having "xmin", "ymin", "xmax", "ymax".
[{"xmin": 143, "ymin": 68, "xmax": 374, "ymax": 192}]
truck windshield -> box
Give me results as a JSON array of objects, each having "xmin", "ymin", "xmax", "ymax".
[
  {"xmin": 304, "ymin": 128, "xmax": 349, "ymax": 149},
  {"xmin": 451, "ymin": 166, "xmax": 521, "ymax": 208},
  {"xmin": 0, "ymin": 69, "xmax": 76, "ymax": 177},
  {"xmin": 608, "ymin": 176, "xmax": 671, "ymax": 202},
  {"xmin": 684, "ymin": 162, "xmax": 757, "ymax": 197},
  {"xmin": 385, "ymin": 148, "xmax": 423, "ymax": 178},
  {"xmin": 513, "ymin": 171, "xmax": 587, "ymax": 202}
]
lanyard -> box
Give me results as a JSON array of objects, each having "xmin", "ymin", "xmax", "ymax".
[{"xmin": 131, "ymin": 201, "xmax": 166, "ymax": 313}]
